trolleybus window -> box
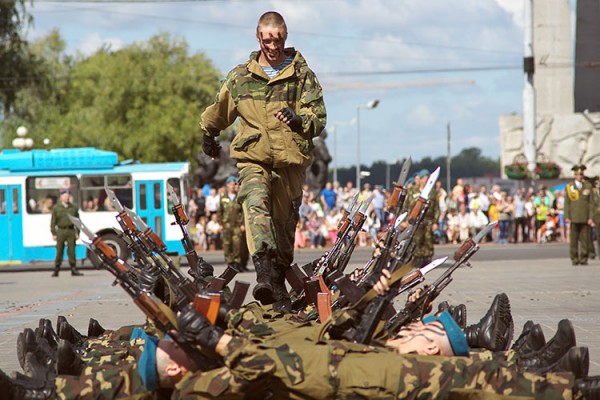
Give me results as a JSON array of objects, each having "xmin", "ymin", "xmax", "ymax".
[
  {"xmin": 26, "ymin": 176, "xmax": 78, "ymax": 214},
  {"xmin": 81, "ymin": 174, "xmax": 132, "ymax": 211}
]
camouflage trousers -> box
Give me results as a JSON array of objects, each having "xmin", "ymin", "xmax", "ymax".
[
  {"xmin": 237, "ymin": 162, "xmax": 304, "ymax": 267},
  {"xmin": 174, "ymin": 338, "xmax": 577, "ymax": 399},
  {"xmin": 222, "ymin": 226, "xmax": 248, "ymax": 265},
  {"xmin": 413, "ymin": 223, "xmax": 435, "ymax": 257}
]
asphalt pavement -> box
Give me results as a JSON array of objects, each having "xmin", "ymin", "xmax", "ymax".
[{"xmin": 1, "ymin": 241, "xmax": 599, "ymax": 379}]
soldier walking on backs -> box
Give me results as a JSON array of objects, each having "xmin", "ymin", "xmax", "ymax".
[
  {"xmin": 50, "ymin": 189, "xmax": 83, "ymax": 277},
  {"xmin": 199, "ymin": 11, "xmax": 326, "ymax": 307},
  {"xmin": 564, "ymin": 164, "xmax": 594, "ymax": 266},
  {"xmin": 218, "ymin": 176, "xmax": 250, "ymax": 272}
]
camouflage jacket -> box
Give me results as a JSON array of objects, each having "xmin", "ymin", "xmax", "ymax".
[
  {"xmin": 200, "ymin": 48, "xmax": 327, "ymax": 169},
  {"xmin": 217, "ymin": 193, "xmax": 244, "ymax": 229},
  {"xmin": 402, "ymin": 185, "xmax": 440, "ymax": 224}
]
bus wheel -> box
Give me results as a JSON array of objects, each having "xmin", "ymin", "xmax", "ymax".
[{"xmin": 87, "ymin": 233, "xmax": 130, "ymax": 269}]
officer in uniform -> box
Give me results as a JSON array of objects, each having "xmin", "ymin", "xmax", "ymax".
[
  {"xmin": 218, "ymin": 176, "xmax": 250, "ymax": 272},
  {"xmin": 403, "ymin": 169, "xmax": 440, "ymax": 268},
  {"xmin": 564, "ymin": 164, "xmax": 595, "ymax": 266},
  {"xmin": 50, "ymin": 189, "xmax": 83, "ymax": 277}
]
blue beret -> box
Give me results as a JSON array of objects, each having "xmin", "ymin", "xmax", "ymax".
[
  {"xmin": 226, "ymin": 176, "xmax": 238, "ymax": 183},
  {"xmin": 418, "ymin": 169, "xmax": 430, "ymax": 178},
  {"xmin": 137, "ymin": 330, "xmax": 160, "ymax": 391},
  {"xmin": 423, "ymin": 311, "xmax": 470, "ymax": 356},
  {"xmin": 406, "ymin": 177, "xmax": 415, "ymax": 185},
  {"xmin": 59, "ymin": 188, "xmax": 70, "ymax": 194}
]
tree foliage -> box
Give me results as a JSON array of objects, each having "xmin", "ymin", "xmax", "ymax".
[
  {"xmin": 0, "ymin": 0, "xmax": 35, "ymax": 118},
  {"xmin": 2, "ymin": 31, "xmax": 222, "ymax": 165},
  {"xmin": 334, "ymin": 147, "xmax": 500, "ymax": 188}
]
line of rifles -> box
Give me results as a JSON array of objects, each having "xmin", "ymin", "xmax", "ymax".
[{"xmin": 68, "ymin": 158, "xmax": 496, "ymax": 369}]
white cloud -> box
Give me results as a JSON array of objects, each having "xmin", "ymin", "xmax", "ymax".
[
  {"xmin": 76, "ymin": 33, "xmax": 124, "ymax": 56},
  {"xmin": 494, "ymin": 0, "xmax": 524, "ymax": 29},
  {"xmin": 408, "ymin": 105, "xmax": 438, "ymax": 127}
]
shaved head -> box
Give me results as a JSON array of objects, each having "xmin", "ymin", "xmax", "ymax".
[{"xmin": 257, "ymin": 11, "xmax": 287, "ymax": 35}]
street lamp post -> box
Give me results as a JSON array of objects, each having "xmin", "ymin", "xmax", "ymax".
[
  {"xmin": 12, "ymin": 126, "xmax": 33, "ymax": 150},
  {"xmin": 356, "ymin": 99, "xmax": 380, "ymax": 190}
]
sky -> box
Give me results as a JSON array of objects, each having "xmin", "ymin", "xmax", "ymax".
[{"xmin": 23, "ymin": 0, "xmax": 547, "ymax": 168}]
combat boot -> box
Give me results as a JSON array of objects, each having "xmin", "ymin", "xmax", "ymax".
[
  {"xmin": 251, "ymin": 254, "xmax": 276, "ymax": 305},
  {"xmin": 17, "ymin": 328, "xmax": 37, "ymax": 370},
  {"xmin": 70, "ymin": 265, "xmax": 83, "ymax": 276},
  {"xmin": 87, "ymin": 318, "xmax": 106, "ymax": 338},
  {"xmin": 448, "ymin": 304, "xmax": 467, "ymax": 330},
  {"xmin": 56, "ymin": 339, "xmax": 85, "ymax": 376},
  {"xmin": 511, "ymin": 320, "xmax": 534, "ymax": 351},
  {"xmin": 516, "ymin": 319, "xmax": 576, "ymax": 371},
  {"xmin": 51, "ymin": 267, "xmax": 59, "ymax": 278},
  {"xmin": 40, "ymin": 320, "xmax": 59, "ymax": 350},
  {"xmin": 0, "ymin": 369, "xmax": 53, "ymax": 400},
  {"xmin": 57, "ymin": 318, "xmax": 85, "ymax": 346},
  {"xmin": 271, "ymin": 264, "xmax": 291, "ymax": 313},
  {"xmin": 529, "ymin": 346, "xmax": 589, "ymax": 380},
  {"xmin": 512, "ymin": 323, "xmax": 546, "ymax": 356},
  {"xmin": 464, "ymin": 293, "xmax": 514, "ymax": 352},
  {"xmin": 575, "ymin": 375, "xmax": 600, "ymax": 400}
]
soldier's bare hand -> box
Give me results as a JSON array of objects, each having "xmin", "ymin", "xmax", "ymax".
[{"xmin": 373, "ymin": 269, "xmax": 392, "ymax": 296}]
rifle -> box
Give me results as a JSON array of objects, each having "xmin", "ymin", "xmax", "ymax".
[
  {"xmin": 104, "ymin": 186, "xmax": 198, "ymax": 311},
  {"xmin": 70, "ymin": 216, "xmax": 223, "ymax": 369},
  {"xmin": 384, "ymin": 221, "xmax": 497, "ymax": 335},
  {"xmin": 167, "ymin": 184, "xmax": 214, "ymax": 280},
  {"xmin": 346, "ymin": 256, "xmax": 446, "ymax": 344},
  {"xmin": 331, "ymin": 194, "xmax": 374, "ymax": 274}
]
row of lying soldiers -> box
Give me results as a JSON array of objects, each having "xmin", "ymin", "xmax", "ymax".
[{"xmin": 2, "ymin": 162, "xmax": 600, "ymax": 399}]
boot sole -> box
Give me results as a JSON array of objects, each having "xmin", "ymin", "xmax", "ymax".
[{"xmin": 253, "ymin": 285, "xmax": 276, "ymax": 305}]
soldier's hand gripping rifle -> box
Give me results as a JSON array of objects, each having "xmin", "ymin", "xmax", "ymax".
[
  {"xmin": 70, "ymin": 216, "xmax": 223, "ymax": 370},
  {"xmin": 343, "ymin": 256, "xmax": 447, "ymax": 344},
  {"xmin": 354, "ymin": 167, "xmax": 439, "ymax": 291},
  {"xmin": 167, "ymin": 184, "xmax": 215, "ymax": 280},
  {"xmin": 384, "ymin": 221, "xmax": 497, "ymax": 335}
]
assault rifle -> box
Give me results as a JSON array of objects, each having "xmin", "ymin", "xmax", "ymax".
[
  {"xmin": 167, "ymin": 184, "xmax": 215, "ymax": 280},
  {"xmin": 70, "ymin": 216, "xmax": 223, "ymax": 369},
  {"xmin": 331, "ymin": 194, "xmax": 374, "ymax": 275},
  {"xmin": 104, "ymin": 186, "xmax": 198, "ymax": 311},
  {"xmin": 384, "ymin": 221, "xmax": 497, "ymax": 335},
  {"xmin": 345, "ymin": 256, "xmax": 447, "ymax": 344}
]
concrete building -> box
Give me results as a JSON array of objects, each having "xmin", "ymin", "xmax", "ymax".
[{"xmin": 500, "ymin": 0, "xmax": 600, "ymax": 178}]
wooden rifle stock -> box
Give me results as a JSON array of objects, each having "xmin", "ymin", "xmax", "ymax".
[{"xmin": 228, "ymin": 281, "xmax": 250, "ymax": 309}]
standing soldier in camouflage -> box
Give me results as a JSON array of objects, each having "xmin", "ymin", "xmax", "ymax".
[
  {"xmin": 565, "ymin": 164, "xmax": 595, "ymax": 266},
  {"xmin": 403, "ymin": 169, "xmax": 440, "ymax": 268},
  {"xmin": 199, "ymin": 11, "xmax": 327, "ymax": 307},
  {"xmin": 50, "ymin": 189, "xmax": 83, "ymax": 277},
  {"xmin": 218, "ymin": 176, "xmax": 249, "ymax": 272}
]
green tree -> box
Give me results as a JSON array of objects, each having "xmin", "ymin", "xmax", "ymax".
[
  {"xmin": 3, "ymin": 32, "xmax": 221, "ymax": 165},
  {"xmin": 48, "ymin": 33, "xmax": 220, "ymax": 163},
  {"xmin": 0, "ymin": 0, "xmax": 34, "ymax": 118}
]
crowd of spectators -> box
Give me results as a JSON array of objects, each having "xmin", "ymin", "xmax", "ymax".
[
  {"xmin": 436, "ymin": 181, "xmax": 567, "ymax": 245},
  {"xmin": 187, "ymin": 178, "xmax": 569, "ymax": 253}
]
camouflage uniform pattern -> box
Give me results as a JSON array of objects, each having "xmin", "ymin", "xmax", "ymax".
[
  {"xmin": 200, "ymin": 49, "xmax": 326, "ymax": 266},
  {"xmin": 217, "ymin": 193, "xmax": 248, "ymax": 265},
  {"xmin": 174, "ymin": 336, "xmax": 576, "ymax": 400},
  {"xmin": 402, "ymin": 185, "xmax": 440, "ymax": 261},
  {"xmin": 50, "ymin": 201, "xmax": 80, "ymax": 268},
  {"xmin": 54, "ymin": 335, "xmax": 157, "ymax": 400}
]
